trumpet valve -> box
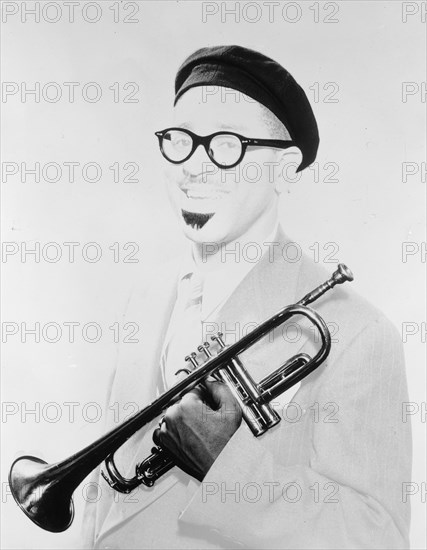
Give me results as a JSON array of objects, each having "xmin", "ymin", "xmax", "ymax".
[
  {"xmin": 197, "ymin": 342, "xmax": 212, "ymax": 358},
  {"xmin": 211, "ymin": 332, "xmax": 226, "ymax": 348},
  {"xmin": 184, "ymin": 352, "xmax": 199, "ymax": 370}
]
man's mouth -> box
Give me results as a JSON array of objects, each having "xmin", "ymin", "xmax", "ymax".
[
  {"xmin": 182, "ymin": 210, "xmax": 215, "ymax": 229},
  {"xmin": 181, "ymin": 185, "xmax": 228, "ymax": 201}
]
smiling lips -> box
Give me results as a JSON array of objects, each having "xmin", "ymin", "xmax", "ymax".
[{"xmin": 181, "ymin": 185, "xmax": 229, "ymax": 200}]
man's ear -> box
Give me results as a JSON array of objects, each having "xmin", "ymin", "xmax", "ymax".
[{"xmin": 274, "ymin": 146, "xmax": 303, "ymax": 194}]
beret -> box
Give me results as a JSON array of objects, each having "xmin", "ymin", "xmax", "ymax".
[{"xmin": 174, "ymin": 45, "xmax": 319, "ymax": 171}]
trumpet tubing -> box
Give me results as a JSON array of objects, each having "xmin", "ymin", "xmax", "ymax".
[{"xmin": 9, "ymin": 264, "xmax": 353, "ymax": 532}]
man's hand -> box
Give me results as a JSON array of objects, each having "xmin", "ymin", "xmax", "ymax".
[{"xmin": 153, "ymin": 380, "xmax": 242, "ymax": 481}]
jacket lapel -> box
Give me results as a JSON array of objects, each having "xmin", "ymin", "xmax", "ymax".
[{"xmin": 208, "ymin": 227, "xmax": 306, "ymax": 384}]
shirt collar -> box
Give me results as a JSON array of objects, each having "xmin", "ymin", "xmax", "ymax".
[{"xmin": 177, "ymin": 221, "xmax": 280, "ymax": 320}]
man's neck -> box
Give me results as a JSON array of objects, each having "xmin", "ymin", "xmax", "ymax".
[{"xmin": 191, "ymin": 208, "xmax": 280, "ymax": 273}]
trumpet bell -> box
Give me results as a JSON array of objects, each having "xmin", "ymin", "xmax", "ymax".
[{"xmin": 9, "ymin": 455, "xmax": 74, "ymax": 533}]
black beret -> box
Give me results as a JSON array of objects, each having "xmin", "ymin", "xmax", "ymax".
[{"xmin": 174, "ymin": 45, "xmax": 319, "ymax": 172}]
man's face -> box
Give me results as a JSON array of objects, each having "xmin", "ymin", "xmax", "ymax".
[{"xmin": 163, "ymin": 87, "xmax": 286, "ymax": 245}]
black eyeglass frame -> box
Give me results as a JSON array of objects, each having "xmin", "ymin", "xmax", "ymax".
[{"xmin": 155, "ymin": 127, "xmax": 295, "ymax": 169}]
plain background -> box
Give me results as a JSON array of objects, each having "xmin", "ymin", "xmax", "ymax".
[{"xmin": 1, "ymin": 1, "xmax": 425, "ymax": 548}]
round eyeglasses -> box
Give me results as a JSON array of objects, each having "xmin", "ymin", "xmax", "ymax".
[{"xmin": 155, "ymin": 127, "xmax": 295, "ymax": 169}]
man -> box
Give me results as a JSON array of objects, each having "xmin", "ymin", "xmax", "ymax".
[{"xmin": 82, "ymin": 45, "xmax": 411, "ymax": 549}]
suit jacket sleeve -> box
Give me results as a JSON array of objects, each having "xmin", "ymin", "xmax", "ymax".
[{"xmin": 178, "ymin": 316, "xmax": 412, "ymax": 549}]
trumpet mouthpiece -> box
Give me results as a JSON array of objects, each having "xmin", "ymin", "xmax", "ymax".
[
  {"xmin": 332, "ymin": 264, "xmax": 354, "ymax": 285},
  {"xmin": 298, "ymin": 263, "xmax": 354, "ymax": 306}
]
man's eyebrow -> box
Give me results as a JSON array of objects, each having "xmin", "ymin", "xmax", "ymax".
[
  {"xmin": 217, "ymin": 123, "xmax": 248, "ymax": 132},
  {"xmin": 175, "ymin": 122, "xmax": 248, "ymax": 133}
]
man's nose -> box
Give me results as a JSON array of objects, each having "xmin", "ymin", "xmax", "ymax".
[{"xmin": 182, "ymin": 145, "xmax": 216, "ymax": 179}]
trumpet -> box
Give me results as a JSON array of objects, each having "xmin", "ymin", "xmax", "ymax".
[{"xmin": 9, "ymin": 264, "xmax": 353, "ymax": 533}]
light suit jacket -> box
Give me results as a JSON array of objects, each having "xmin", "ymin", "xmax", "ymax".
[{"xmin": 82, "ymin": 228, "xmax": 411, "ymax": 549}]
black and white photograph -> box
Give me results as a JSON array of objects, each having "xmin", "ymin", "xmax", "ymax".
[{"xmin": 1, "ymin": 1, "xmax": 426, "ymax": 549}]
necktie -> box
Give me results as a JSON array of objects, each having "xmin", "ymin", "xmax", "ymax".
[{"xmin": 162, "ymin": 271, "xmax": 204, "ymax": 389}]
